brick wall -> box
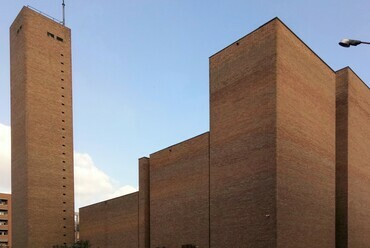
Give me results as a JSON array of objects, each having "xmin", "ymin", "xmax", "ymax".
[
  {"xmin": 139, "ymin": 157, "xmax": 150, "ymax": 248},
  {"xmin": 79, "ymin": 193, "xmax": 139, "ymax": 248},
  {"xmin": 150, "ymin": 133, "xmax": 209, "ymax": 248},
  {"xmin": 209, "ymin": 18, "xmax": 335, "ymax": 247},
  {"xmin": 276, "ymin": 21, "xmax": 335, "ymax": 248},
  {"xmin": 209, "ymin": 19, "xmax": 278, "ymax": 248},
  {"xmin": 336, "ymin": 68, "xmax": 370, "ymax": 247}
]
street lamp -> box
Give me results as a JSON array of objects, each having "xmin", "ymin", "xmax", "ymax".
[{"xmin": 339, "ymin": 38, "xmax": 370, "ymax": 48}]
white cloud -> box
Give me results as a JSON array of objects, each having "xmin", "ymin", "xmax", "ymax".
[
  {"xmin": 74, "ymin": 152, "xmax": 137, "ymax": 209},
  {"xmin": 0, "ymin": 122, "xmax": 137, "ymax": 209},
  {"xmin": 0, "ymin": 123, "xmax": 11, "ymax": 193}
]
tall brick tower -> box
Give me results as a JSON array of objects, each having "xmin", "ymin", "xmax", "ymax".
[{"xmin": 10, "ymin": 6, "xmax": 74, "ymax": 248}]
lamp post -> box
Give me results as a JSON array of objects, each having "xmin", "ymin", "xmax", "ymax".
[{"xmin": 339, "ymin": 38, "xmax": 370, "ymax": 48}]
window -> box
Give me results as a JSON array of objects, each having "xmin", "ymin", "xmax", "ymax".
[
  {"xmin": 47, "ymin": 32, "xmax": 55, "ymax": 38},
  {"xmin": 17, "ymin": 25, "xmax": 23, "ymax": 34},
  {"xmin": 0, "ymin": 210, "xmax": 7, "ymax": 216},
  {"xmin": 0, "ymin": 200, "xmax": 7, "ymax": 206},
  {"xmin": 0, "ymin": 220, "xmax": 8, "ymax": 226},
  {"xmin": 57, "ymin": 36, "xmax": 64, "ymax": 42}
]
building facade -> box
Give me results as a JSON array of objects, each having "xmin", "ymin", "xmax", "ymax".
[
  {"xmin": 10, "ymin": 7, "xmax": 74, "ymax": 248},
  {"xmin": 0, "ymin": 194, "xmax": 11, "ymax": 248},
  {"xmin": 79, "ymin": 18, "xmax": 370, "ymax": 248}
]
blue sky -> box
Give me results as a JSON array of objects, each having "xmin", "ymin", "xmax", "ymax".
[{"xmin": 1, "ymin": 0, "xmax": 370, "ymax": 208}]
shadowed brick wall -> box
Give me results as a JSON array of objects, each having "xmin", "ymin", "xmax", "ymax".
[
  {"xmin": 79, "ymin": 193, "xmax": 139, "ymax": 248},
  {"xmin": 336, "ymin": 67, "xmax": 370, "ymax": 248},
  {"xmin": 139, "ymin": 157, "xmax": 150, "ymax": 248},
  {"xmin": 150, "ymin": 133, "xmax": 209, "ymax": 248}
]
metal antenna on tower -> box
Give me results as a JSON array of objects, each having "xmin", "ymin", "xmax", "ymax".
[{"xmin": 62, "ymin": 0, "xmax": 66, "ymax": 25}]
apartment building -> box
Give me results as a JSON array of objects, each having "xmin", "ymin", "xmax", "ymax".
[{"xmin": 0, "ymin": 193, "xmax": 11, "ymax": 248}]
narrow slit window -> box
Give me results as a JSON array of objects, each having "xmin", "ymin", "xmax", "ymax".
[
  {"xmin": 57, "ymin": 36, "xmax": 64, "ymax": 42},
  {"xmin": 47, "ymin": 32, "xmax": 55, "ymax": 38},
  {"xmin": 17, "ymin": 25, "xmax": 22, "ymax": 34}
]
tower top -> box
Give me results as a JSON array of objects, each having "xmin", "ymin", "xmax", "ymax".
[{"xmin": 25, "ymin": 5, "xmax": 64, "ymax": 26}]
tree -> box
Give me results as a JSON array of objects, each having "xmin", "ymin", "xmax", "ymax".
[{"xmin": 53, "ymin": 240, "xmax": 90, "ymax": 248}]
